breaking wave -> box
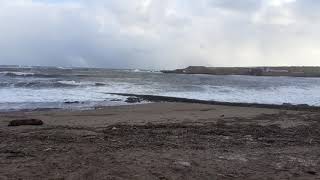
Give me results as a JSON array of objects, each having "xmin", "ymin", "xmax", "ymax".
[
  {"xmin": 0, "ymin": 80, "xmax": 107, "ymax": 88},
  {"xmin": 0, "ymin": 71, "xmax": 62, "ymax": 78},
  {"xmin": 0, "ymin": 71, "xmax": 35, "ymax": 77},
  {"xmin": 1, "ymin": 66, "xmax": 320, "ymax": 111}
]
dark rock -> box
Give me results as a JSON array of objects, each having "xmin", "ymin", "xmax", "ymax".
[
  {"xmin": 95, "ymin": 83, "xmax": 106, "ymax": 86},
  {"xmin": 3, "ymin": 150, "xmax": 26, "ymax": 158},
  {"xmin": 306, "ymin": 170, "xmax": 317, "ymax": 175},
  {"xmin": 8, "ymin": 119, "xmax": 44, "ymax": 126},
  {"xmin": 125, "ymin": 97, "xmax": 141, "ymax": 103},
  {"xmin": 64, "ymin": 101, "xmax": 80, "ymax": 104}
]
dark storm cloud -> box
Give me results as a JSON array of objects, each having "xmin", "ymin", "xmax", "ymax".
[{"xmin": 0, "ymin": 0, "xmax": 319, "ymax": 68}]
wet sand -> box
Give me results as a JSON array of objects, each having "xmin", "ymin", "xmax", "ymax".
[{"xmin": 0, "ymin": 102, "xmax": 320, "ymax": 179}]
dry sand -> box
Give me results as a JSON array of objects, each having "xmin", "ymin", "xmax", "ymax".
[{"xmin": 0, "ymin": 102, "xmax": 320, "ymax": 179}]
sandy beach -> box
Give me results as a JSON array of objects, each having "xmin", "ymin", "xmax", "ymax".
[{"xmin": 0, "ymin": 102, "xmax": 320, "ymax": 179}]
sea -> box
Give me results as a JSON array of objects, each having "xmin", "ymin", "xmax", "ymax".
[{"xmin": 1, "ymin": 65, "xmax": 320, "ymax": 111}]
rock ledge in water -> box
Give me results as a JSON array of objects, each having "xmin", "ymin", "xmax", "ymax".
[
  {"xmin": 8, "ymin": 119, "xmax": 44, "ymax": 127},
  {"xmin": 64, "ymin": 101, "xmax": 80, "ymax": 104},
  {"xmin": 125, "ymin": 97, "xmax": 141, "ymax": 103}
]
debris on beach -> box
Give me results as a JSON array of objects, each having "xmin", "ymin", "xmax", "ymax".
[{"xmin": 8, "ymin": 119, "xmax": 44, "ymax": 126}]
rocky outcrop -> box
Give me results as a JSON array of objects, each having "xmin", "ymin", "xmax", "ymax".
[
  {"xmin": 64, "ymin": 101, "xmax": 80, "ymax": 104},
  {"xmin": 162, "ymin": 66, "xmax": 320, "ymax": 77},
  {"xmin": 107, "ymin": 93, "xmax": 320, "ymax": 111},
  {"xmin": 125, "ymin": 97, "xmax": 141, "ymax": 103}
]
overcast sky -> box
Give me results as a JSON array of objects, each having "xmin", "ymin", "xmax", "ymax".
[{"xmin": 0, "ymin": 0, "xmax": 319, "ymax": 69}]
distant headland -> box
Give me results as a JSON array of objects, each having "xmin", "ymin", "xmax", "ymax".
[{"xmin": 161, "ymin": 66, "xmax": 320, "ymax": 77}]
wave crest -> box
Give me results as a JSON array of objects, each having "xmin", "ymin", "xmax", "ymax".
[
  {"xmin": 0, "ymin": 80, "xmax": 107, "ymax": 88},
  {"xmin": 0, "ymin": 71, "xmax": 62, "ymax": 78}
]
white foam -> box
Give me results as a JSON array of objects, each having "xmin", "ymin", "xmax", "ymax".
[
  {"xmin": 58, "ymin": 80, "xmax": 109, "ymax": 87},
  {"xmin": 1, "ymin": 73, "xmax": 320, "ymax": 111},
  {"xmin": 160, "ymin": 85, "xmax": 320, "ymax": 106},
  {"xmin": 58, "ymin": 80, "xmax": 90, "ymax": 86}
]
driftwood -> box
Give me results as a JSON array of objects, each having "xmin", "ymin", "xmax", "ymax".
[{"xmin": 8, "ymin": 119, "xmax": 44, "ymax": 126}]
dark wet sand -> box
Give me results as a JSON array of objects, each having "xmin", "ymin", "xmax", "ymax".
[{"xmin": 0, "ymin": 102, "xmax": 320, "ymax": 180}]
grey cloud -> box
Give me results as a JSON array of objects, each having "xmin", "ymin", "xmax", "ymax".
[{"xmin": 0, "ymin": 0, "xmax": 319, "ymax": 68}]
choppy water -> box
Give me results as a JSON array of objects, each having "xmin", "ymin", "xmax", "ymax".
[{"xmin": 1, "ymin": 65, "xmax": 320, "ymax": 111}]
